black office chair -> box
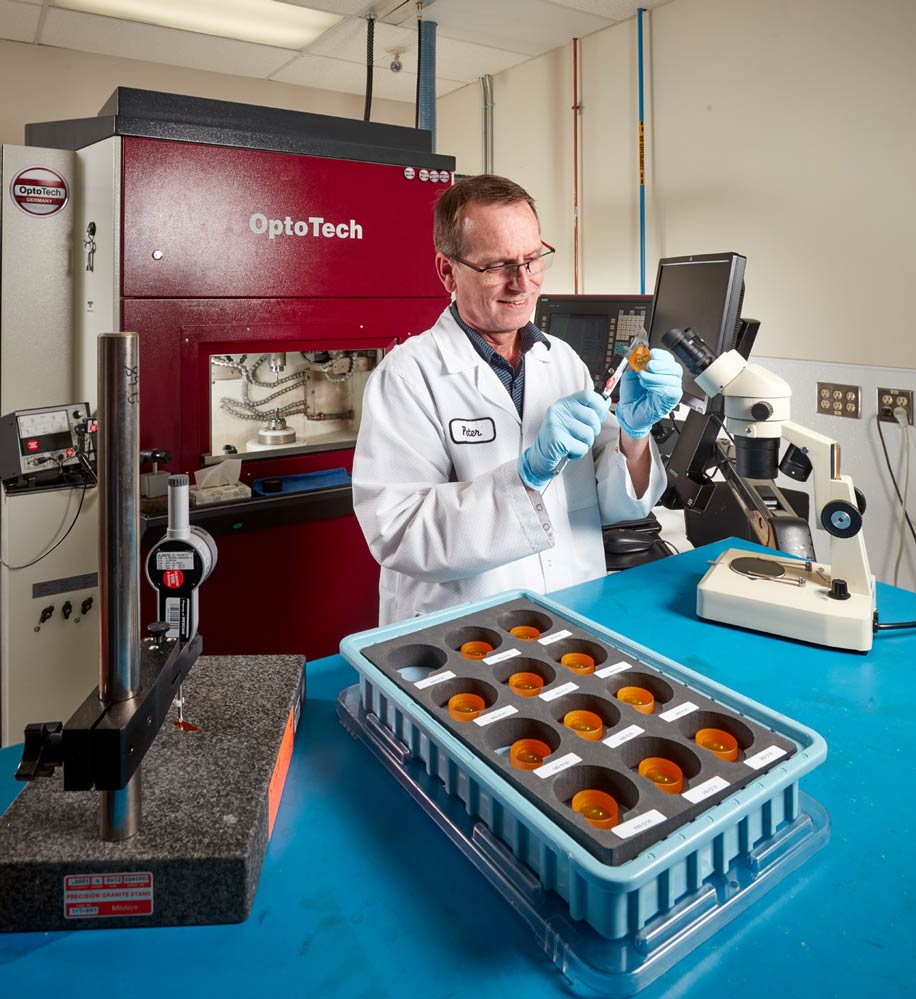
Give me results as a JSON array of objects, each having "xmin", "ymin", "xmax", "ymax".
[{"xmin": 603, "ymin": 514, "xmax": 673, "ymax": 571}]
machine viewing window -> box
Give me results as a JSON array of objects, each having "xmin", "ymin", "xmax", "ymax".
[
  {"xmin": 646, "ymin": 252, "xmax": 746, "ymax": 413},
  {"xmin": 208, "ymin": 347, "xmax": 384, "ymax": 459},
  {"xmin": 534, "ymin": 295, "xmax": 652, "ymax": 388}
]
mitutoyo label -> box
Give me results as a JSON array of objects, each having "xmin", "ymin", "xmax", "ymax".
[
  {"xmin": 156, "ymin": 552, "xmax": 194, "ymax": 570},
  {"xmin": 64, "ymin": 872, "xmax": 153, "ymax": 919}
]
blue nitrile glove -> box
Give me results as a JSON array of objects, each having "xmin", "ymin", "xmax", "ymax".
[
  {"xmin": 518, "ymin": 390, "xmax": 611, "ymax": 490},
  {"xmin": 615, "ymin": 348, "xmax": 683, "ymax": 439}
]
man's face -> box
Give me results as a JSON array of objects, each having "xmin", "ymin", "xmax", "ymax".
[{"xmin": 435, "ymin": 200, "xmax": 544, "ymax": 336}]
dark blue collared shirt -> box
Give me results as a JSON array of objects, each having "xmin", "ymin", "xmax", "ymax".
[{"xmin": 450, "ymin": 302, "xmax": 550, "ymax": 418}]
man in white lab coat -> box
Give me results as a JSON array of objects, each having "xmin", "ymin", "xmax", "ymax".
[{"xmin": 353, "ymin": 175, "xmax": 682, "ymax": 624}]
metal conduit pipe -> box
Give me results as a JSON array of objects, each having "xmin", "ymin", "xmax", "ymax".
[
  {"xmin": 417, "ymin": 19, "xmax": 437, "ymax": 148},
  {"xmin": 96, "ymin": 331, "xmax": 142, "ymax": 841},
  {"xmin": 480, "ymin": 74, "xmax": 494, "ymax": 173},
  {"xmin": 572, "ymin": 37, "xmax": 581, "ymax": 294}
]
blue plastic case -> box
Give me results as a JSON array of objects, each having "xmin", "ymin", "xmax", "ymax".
[{"xmin": 338, "ymin": 589, "xmax": 829, "ymax": 993}]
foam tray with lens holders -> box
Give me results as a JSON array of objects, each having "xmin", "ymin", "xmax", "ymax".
[
  {"xmin": 351, "ymin": 595, "xmax": 801, "ymax": 865},
  {"xmin": 340, "ymin": 590, "xmax": 827, "ymax": 940},
  {"xmin": 337, "ymin": 687, "xmax": 830, "ymax": 996}
]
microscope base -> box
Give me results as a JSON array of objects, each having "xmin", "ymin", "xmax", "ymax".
[
  {"xmin": 0, "ymin": 653, "xmax": 304, "ymax": 932},
  {"xmin": 697, "ymin": 547, "xmax": 874, "ymax": 652}
]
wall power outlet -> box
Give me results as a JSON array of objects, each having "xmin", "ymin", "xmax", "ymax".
[{"xmin": 877, "ymin": 388, "xmax": 914, "ymax": 425}]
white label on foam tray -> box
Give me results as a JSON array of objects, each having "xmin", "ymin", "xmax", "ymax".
[
  {"xmin": 682, "ymin": 776, "xmax": 730, "ymax": 804},
  {"xmin": 659, "ymin": 701, "xmax": 699, "ymax": 722},
  {"xmin": 414, "ymin": 670, "xmax": 455, "ymax": 689},
  {"xmin": 603, "ymin": 724, "xmax": 643, "ymax": 748},
  {"xmin": 596, "ymin": 661, "xmax": 631, "ymax": 678},
  {"xmin": 534, "ymin": 752, "xmax": 581, "ymax": 778},
  {"xmin": 483, "ymin": 648, "xmax": 521, "ymax": 665},
  {"xmin": 612, "ymin": 809, "xmax": 667, "ymax": 839},
  {"xmin": 537, "ymin": 629, "xmax": 572, "ymax": 646},
  {"xmin": 473, "ymin": 704, "xmax": 518, "ymax": 726},
  {"xmin": 744, "ymin": 745, "xmax": 787, "ymax": 770},
  {"xmin": 539, "ymin": 681, "xmax": 578, "ymax": 701}
]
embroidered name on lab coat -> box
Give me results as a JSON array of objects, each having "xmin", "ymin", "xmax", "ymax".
[{"xmin": 449, "ymin": 418, "xmax": 496, "ymax": 444}]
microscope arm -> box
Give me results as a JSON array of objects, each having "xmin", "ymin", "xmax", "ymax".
[
  {"xmin": 711, "ymin": 437, "xmax": 816, "ymax": 558},
  {"xmin": 662, "ymin": 328, "xmax": 876, "ymax": 648},
  {"xmin": 781, "ymin": 420, "xmax": 873, "ymax": 596}
]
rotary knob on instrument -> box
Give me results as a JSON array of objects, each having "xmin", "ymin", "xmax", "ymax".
[{"xmin": 147, "ymin": 620, "xmax": 171, "ymax": 648}]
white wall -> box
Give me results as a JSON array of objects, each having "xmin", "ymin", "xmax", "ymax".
[
  {"xmin": 0, "ymin": 38, "xmax": 413, "ymax": 145},
  {"xmin": 437, "ymin": 0, "xmax": 916, "ymax": 591},
  {"xmin": 440, "ymin": 0, "xmax": 916, "ymax": 366},
  {"xmin": 647, "ymin": 0, "xmax": 916, "ymax": 368},
  {"xmin": 439, "ymin": 46, "xmax": 577, "ymax": 300}
]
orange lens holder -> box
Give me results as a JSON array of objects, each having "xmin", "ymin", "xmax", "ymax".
[
  {"xmin": 638, "ymin": 756, "xmax": 683, "ymax": 794},
  {"xmin": 460, "ymin": 640, "xmax": 493, "ymax": 660},
  {"xmin": 508, "ymin": 672, "xmax": 544, "ymax": 697},
  {"xmin": 510, "ymin": 738, "xmax": 551, "ymax": 771},
  {"xmin": 616, "ymin": 685, "xmax": 655, "ymax": 714},
  {"xmin": 447, "ymin": 692, "xmax": 485, "ymax": 721},
  {"xmin": 510, "ymin": 625, "xmax": 541, "ymax": 640},
  {"xmin": 563, "ymin": 709, "xmax": 604, "ymax": 741},
  {"xmin": 628, "ymin": 343, "xmax": 652, "ymax": 372},
  {"xmin": 560, "ymin": 652, "xmax": 595, "ymax": 675},
  {"xmin": 571, "ymin": 789, "xmax": 619, "ymax": 829},
  {"xmin": 695, "ymin": 727, "xmax": 739, "ymax": 762}
]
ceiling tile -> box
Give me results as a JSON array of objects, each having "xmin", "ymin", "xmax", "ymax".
[
  {"xmin": 0, "ymin": 0, "xmax": 42, "ymax": 42},
  {"xmin": 39, "ymin": 9, "xmax": 294, "ymax": 78},
  {"xmin": 383, "ymin": 0, "xmax": 612, "ymax": 55},
  {"xmin": 277, "ymin": 0, "xmax": 372, "ymax": 14},
  {"xmin": 0, "ymin": 0, "xmax": 676, "ymax": 107},
  {"xmin": 433, "ymin": 36, "xmax": 532, "ymax": 82},
  {"xmin": 272, "ymin": 50, "xmax": 464, "ymax": 100},
  {"xmin": 306, "ymin": 16, "xmax": 414, "ymax": 62},
  {"xmin": 306, "ymin": 16, "xmax": 529, "ymax": 83},
  {"xmin": 543, "ymin": 0, "xmax": 669, "ymax": 18}
]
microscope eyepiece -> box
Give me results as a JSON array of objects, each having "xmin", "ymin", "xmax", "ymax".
[{"xmin": 661, "ymin": 327, "xmax": 716, "ymax": 376}]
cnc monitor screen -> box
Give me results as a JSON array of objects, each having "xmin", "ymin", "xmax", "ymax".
[
  {"xmin": 646, "ymin": 253, "xmax": 746, "ymax": 413},
  {"xmin": 534, "ymin": 295, "xmax": 652, "ymax": 390}
]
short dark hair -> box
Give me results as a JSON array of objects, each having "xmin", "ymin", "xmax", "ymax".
[{"xmin": 434, "ymin": 174, "xmax": 539, "ymax": 257}]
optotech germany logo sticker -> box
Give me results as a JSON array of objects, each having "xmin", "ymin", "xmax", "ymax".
[{"xmin": 11, "ymin": 166, "xmax": 69, "ymax": 217}]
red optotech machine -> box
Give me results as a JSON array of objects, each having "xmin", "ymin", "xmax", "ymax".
[{"xmin": 29, "ymin": 89, "xmax": 455, "ymax": 659}]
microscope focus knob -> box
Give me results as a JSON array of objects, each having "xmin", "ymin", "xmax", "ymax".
[
  {"xmin": 750, "ymin": 401, "xmax": 774, "ymax": 421},
  {"xmin": 821, "ymin": 499, "xmax": 863, "ymax": 538}
]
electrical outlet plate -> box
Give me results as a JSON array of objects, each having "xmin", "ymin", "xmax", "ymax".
[
  {"xmin": 817, "ymin": 382, "xmax": 861, "ymax": 419},
  {"xmin": 877, "ymin": 387, "xmax": 914, "ymax": 424}
]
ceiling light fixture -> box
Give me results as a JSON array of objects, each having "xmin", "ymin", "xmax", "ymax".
[{"xmin": 53, "ymin": 0, "xmax": 341, "ymax": 50}]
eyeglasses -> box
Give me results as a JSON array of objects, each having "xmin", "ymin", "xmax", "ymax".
[{"xmin": 450, "ymin": 241, "xmax": 556, "ymax": 284}]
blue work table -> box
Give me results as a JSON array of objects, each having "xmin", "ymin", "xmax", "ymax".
[{"xmin": 2, "ymin": 539, "xmax": 914, "ymax": 997}]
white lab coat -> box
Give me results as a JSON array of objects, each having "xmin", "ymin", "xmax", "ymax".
[{"xmin": 352, "ymin": 307, "xmax": 666, "ymax": 624}]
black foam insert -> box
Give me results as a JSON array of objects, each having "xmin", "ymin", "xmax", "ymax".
[{"xmin": 360, "ymin": 597, "xmax": 797, "ymax": 866}]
